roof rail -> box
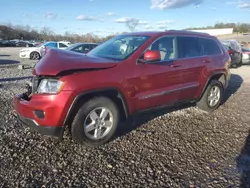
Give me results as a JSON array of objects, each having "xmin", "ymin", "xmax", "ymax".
[{"xmin": 164, "ymin": 29, "xmax": 211, "ymax": 36}]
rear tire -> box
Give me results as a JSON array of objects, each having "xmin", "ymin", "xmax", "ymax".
[
  {"xmin": 71, "ymin": 97, "xmax": 119, "ymax": 147},
  {"xmin": 197, "ymin": 80, "xmax": 224, "ymax": 113}
]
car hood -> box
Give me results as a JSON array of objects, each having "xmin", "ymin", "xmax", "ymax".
[{"xmin": 33, "ymin": 48, "xmax": 118, "ymax": 76}]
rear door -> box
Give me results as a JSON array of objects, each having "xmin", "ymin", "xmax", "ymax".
[
  {"xmin": 174, "ymin": 36, "xmax": 205, "ymax": 101},
  {"xmin": 196, "ymin": 38, "xmax": 224, "ymax": 96}
]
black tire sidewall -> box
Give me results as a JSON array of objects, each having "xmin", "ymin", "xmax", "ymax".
[
  {"xmin": 30, "ymin": 52, "xmax": 40, "ymax": 60},
  {"xmin": 204, "ymin": 80, "xmax": 223, "ymax": 110},
  {"xmin": 71, "ymin": 97, "xmax": 119, "ymax": 147},
  {"xmin": 197, "ymin": 80, "xmax": 224, "ymax": 112}
]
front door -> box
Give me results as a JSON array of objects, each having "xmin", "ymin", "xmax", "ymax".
[{"xmin": 131, "ymin": 36, "xmax": 184, "ymax": 111}]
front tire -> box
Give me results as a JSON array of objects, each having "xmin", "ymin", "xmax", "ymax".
[
  {"xmin": 30, "ymin": 52, "xmax": 40, "ymax": 60},
  {"xmin": 197, "ymin": 80, "xmax": 224, "ymax": 113},
  {"xmin": 71, "ymin": 97, "xmax": 120, "ymax": 147}
]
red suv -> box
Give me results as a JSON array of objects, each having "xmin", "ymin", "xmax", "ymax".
[{"xmin": 13, "ymin": 30, "xmax": 231, "ymax": 147}]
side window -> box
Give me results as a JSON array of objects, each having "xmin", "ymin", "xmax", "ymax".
[
  {"xmin": 200, "ymin": 38, "xmax": 221, "ymax": 56},
  {"xmin": 234, "ymin": 42, "xmax": 241, "ymax": 52},
  {"xmin": 177, "ymin": 36, "xmax": 201, "ymax": 58},
  {"xmin": 73, "ymin": 44, "xmax": 91, "ymax": 53},
  {"xmin": 82, "ymin": 44, "xmax": 91, "ymax": 52},
  {"xmin": 45, "ymin": 42, "xmax": 57, "ymax": 48},
  {"xmin": 231, "ymin": 42, "xmax": 237, "ymax": 51},
  {"xmin": 91, "ymin": 44, "xmax": 98, "ymax": 50},
  {"xmin": 147, "ymin": 36, "xmax": 176, "ymax": 61},
  {"xmin": 73, "ymin": 45, "xmax": 83, "ymax": 53},
  {"xmin": 59, "ymin": 43, "xmax": 68, "ymax": 48}
]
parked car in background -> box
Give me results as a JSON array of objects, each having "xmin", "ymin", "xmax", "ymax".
[
  {"xmin": 242, "ymin": 47, "xmax": 250, "ymax": 64},
  {"xmin": 65, "ymin": 43, "xmax": 98, "ymax": 54},
  {"xmin": 19, "ymin": 41, "xmax": 70, "ymax": 60},
  {"xmin": 220, "ymin": 39, "xmax": 242, "ymax": 67},
  {"xmin": 5, "ymin": 40, "xmax": 18, "ymax": 47},
  {"xmin": 34, "ymin": 42, "xmax": 42, "ymax": 47},
  {"xmin": 15, "ymin": 41, "xmax": 35, "ymax": 47},
  {"xmin": 0, "ymin": 40, "xmax": 12, "ymax": 47},
  {"xmin": 14, "ymin": 30, "xmax": 231, "ymax": 147},
  {"xmin": 0, "ymin": 40, "xmax": 5, "ymax": 47}
]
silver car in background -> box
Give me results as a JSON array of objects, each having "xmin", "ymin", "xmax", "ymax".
[
  {"xmin": 242, "ymin": 47, "xmax": 250, "ymax": 64},
  {"xmin": 220, "ymin": 39, "xmax": 243, "ymax": 67}
]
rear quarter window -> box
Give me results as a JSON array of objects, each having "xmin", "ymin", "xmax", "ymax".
[
  {"xmin": 199, "ymin": 38, "xmax": 222, "ymax": 56},
  {"xmin": 59, "ymin": 43, "xmax": 68, "ymax": 48}
]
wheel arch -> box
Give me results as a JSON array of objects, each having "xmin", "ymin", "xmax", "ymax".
[
  {"xmin": 63, "ymin": 88, "xmax": 129, "ymax": 127},
  {"xmin": 30, "ymin": 51, "xmax": 41, "ymax": 58},
  {"xmin": 199, "ymin": 72, "xmax": 227, "ymax": 100}
]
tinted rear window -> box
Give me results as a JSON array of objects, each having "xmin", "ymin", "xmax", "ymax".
[
  {"xmin": 59, "ymin": 43, "xmax": 68, "ymax": 48},
  {"xmin": 177, "ymin": 36, "xmax": 202, "ymax": 58},
  {"xmin": 199, "ymin": 38, "xmax": 221, "ymax": 56}
]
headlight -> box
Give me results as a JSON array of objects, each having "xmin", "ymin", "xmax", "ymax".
[{"xmin": 37, "ymin": 79, "xmax": 64, "ymax": 94}]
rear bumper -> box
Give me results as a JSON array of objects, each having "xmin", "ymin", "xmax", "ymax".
[
  {"xmin": 17, "ymin": 114, "xmax": 64, "ymax": 138},
  {"xmin": 242, "ymin": 54, "xmax": 250, "ymax": 64}
]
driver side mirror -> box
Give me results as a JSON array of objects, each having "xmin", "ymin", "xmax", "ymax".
[{"xmin": 138, "ymin": 50, "xmax": 161, "ymax": 63}]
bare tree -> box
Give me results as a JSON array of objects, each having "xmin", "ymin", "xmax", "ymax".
[
  {"xmin": 125, "ymin": 18, "xmax": 139, "ymax": 32},
  {"xmin": 40, "ymin": 27, "xmax": 55, "ymax": 40}
]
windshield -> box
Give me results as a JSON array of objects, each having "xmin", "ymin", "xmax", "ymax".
[{"xmin": 88, "ymin": 35, "xmax": 149, "ymax": 60}]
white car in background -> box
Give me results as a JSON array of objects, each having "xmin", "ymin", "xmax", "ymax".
[{"xmin": 19, "ymin": 41, "xmax": 70, "ymax": 60}]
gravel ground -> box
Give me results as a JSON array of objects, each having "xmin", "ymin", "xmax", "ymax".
[{"xmin": 1, "ymin": 47, "xmax": 250, "ymax": 187}]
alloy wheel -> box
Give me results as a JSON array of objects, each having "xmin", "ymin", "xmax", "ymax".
[
  {"xmin": 208, "ymin": 85, "xmax": 221, "ymax": 107},
  {"xmin": 84, "ymin": 107, "xmax": 114, "ymax": 140}
]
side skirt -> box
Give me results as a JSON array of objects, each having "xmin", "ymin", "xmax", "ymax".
[{"xmin": 134, "ymin": 98, "xmax": 197, "ymax": 116}]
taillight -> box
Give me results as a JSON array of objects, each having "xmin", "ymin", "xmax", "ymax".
[{"xmin": 227, "ymin": 49, "xmax": 237, "ymax": 55}]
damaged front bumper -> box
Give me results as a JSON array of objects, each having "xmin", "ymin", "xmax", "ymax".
[
  {"xmin": 13, "ymin": 93, "xmax": 65, "ymax": 138},
  {"xmin": 12, "ymin": 78, "xmax": 72, "ymax": 138}
]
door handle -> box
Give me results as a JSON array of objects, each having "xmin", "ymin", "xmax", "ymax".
[
  {"xmin": 171, "ymin": 64, "xmax": 181, "ymax": 68},
  {"xmin": 203, "ymin": 59, "xmax": 211, "ymax": 63}
]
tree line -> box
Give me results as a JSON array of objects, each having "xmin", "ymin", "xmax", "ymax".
[
  {"xmin": 186, "ymin": 22, "xmax": 250, "ymax": 33},
  {"xmin": 0, "ymin": 24, "xmax": 116, "ymax": 43},
  {"xmin": 1, "ymin": 22, "xmax": 250, "ymax": 43}
]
